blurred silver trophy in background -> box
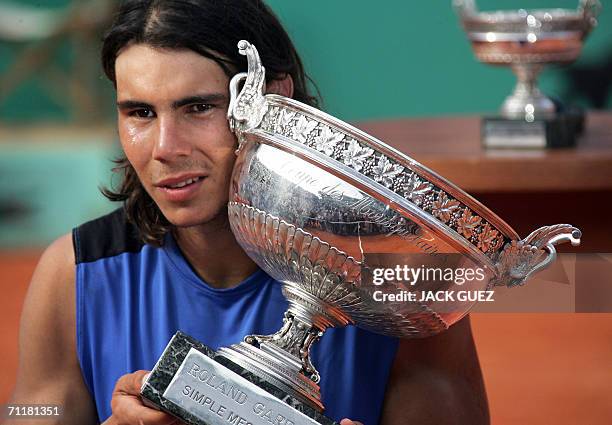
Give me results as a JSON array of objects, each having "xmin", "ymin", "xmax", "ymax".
[
  {"xmin": 455, "ymin": 0, "xmax": 600, "ymax": 148},
  {"xmin": 141, "ymin": 41, "xmax": 581, "ymax": 425}
]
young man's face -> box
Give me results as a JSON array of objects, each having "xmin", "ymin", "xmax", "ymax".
[{"xmin": 115, "ymin": 44, "xmax": 236, "ymax": 228}]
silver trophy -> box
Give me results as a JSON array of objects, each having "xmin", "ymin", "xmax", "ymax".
[
  {"xmin": 141, "ymin": 41, "xmax": 581, "ymax": 425},
  {"xmin": 455, "ymin": 0, "xmax": 600, "ymax": 147},
  {"xmin": 455, "ymin": 0, "xmax": 600, "ymax": 120}
]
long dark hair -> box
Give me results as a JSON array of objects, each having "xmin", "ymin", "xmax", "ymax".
[{"xmin": 101, "ymin": 0, "xmax": 319, "ymax": 246}]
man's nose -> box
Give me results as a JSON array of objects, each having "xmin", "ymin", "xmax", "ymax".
[{"xmin": 152, "ymin": 116, "xmax": 192, "ymax": 161}]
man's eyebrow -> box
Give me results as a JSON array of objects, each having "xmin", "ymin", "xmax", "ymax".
[
  {"xmin": 116, "ymin": 100, "xmax": 153, "ymax": 110},
  {"xmin": 172, "ymin": 93, "xmax": 228, "ymax": 109},
  {"xmin": 116, "ymin": 93, "xmax": 228, "ymax": 111}
]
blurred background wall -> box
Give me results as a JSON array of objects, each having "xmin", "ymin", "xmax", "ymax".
[
  {"xmin": 1, "ymin": 1, "xmax": 611, "ymax": 424},
  {"xmin": 2, "ymin": 0, "xmax": 612, "ymax": 122},
  {"xmin": 271, "ymin": 0, "xmax": 612, "ymax": 120},
  {"xmin": 0, "ymin": 0, "xmax": 119, "ymax": 246},
  {"xmin": 1, "ymin": 0, "xmax": 611, "ymax": 246}
]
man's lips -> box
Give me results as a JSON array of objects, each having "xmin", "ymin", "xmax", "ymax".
[
  {"xmin": 154, "ymin": 174, "xmax": 207, "ymax": 188},
  {"xmin": 153, "ymin": 173, "xmax": 208, "ymax": 202}
]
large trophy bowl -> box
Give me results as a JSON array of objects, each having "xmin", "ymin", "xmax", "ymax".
[
  {"xmin": 223, "ymin": 41, "xmax": 580, "ymax": 415},
  {"xmin": 455, "ymin": 0, "xmax": 600, "ymax": 121},
  {"xmin": 141, "ymin": 41, "xmax": 580, "ymax": 425}
]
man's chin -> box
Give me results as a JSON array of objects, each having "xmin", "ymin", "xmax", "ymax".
[
  {"xmin": 164, "ymin": 206, "xmax": 230, "ymax": 230},
  {"xmin": 168, "ymin": 215, "xmax": 213, "ymax": 228}
]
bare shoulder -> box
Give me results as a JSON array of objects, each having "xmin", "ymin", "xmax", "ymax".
[
  {"xmin": 18, "ymin": 233, "xmax": 76, "ymax": 371},
  {"xmin": 8, "ymin": 233, "xmax": 96, "ymax": 424},
  {"xmin": 26, "ymin": 233, "xmax": 75, "ymax": 315}
]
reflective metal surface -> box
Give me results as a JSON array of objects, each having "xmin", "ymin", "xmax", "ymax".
[
  {"xmin": 455, "ymin": 0, "xmax": 600, "ymax": 120},
  {"xmin": 221, "ymin": 40, "xmax": 581, "ymax": 411}
]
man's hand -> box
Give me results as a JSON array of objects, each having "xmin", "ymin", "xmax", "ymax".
[
  {"xmin": 105, "ymin": 372, "xmax": 363, "ymax": 425},
  {"xmin": 103, "ymin": 370, "xmax": 180, "ymax": 425}
]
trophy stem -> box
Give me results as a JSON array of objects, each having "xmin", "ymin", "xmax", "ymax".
[
  {"xmin": 502, "ymin": 63, "xmax": 556, "ymax": 121},
  {"xmin": 244, "ymin": 311, "xmax": 325, "ymax": 384},
  {"xmin": 217, "ymin": 286, "xmax": 350, "ymax": 412}
]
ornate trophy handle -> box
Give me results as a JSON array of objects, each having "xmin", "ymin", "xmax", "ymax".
[
  {"xmin": 492, "ymin": 224, "xmax": 581, "ymax": 287},
  {"xmin": 227, "ymin": 40, "xmax": 269, "ymax": 143},
  {"xmin": 578, "ymin": 0, "xmax": 602, "ymax": 35},
  {"xmin": 227, "ymin": 72, "xmax": 247, "ymax": 133}
]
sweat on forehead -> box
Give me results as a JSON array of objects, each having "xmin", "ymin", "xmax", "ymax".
[{"xmin": 115, "ymin": 45, "xmax": 230, "ymax": 103}]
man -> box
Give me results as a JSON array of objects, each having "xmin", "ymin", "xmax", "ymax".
[{"xmin": 8, "ymin": 1, "xmax": 489, "ymax": 424}]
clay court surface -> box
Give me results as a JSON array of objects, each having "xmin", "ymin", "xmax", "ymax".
[{"xmin": 2, "ymin": 250, "xmax": 611, "ymax": 424}]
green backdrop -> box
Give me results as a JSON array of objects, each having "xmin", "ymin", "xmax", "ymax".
[
  {"xmin": 1, "ymin": 0, "xmax": 610, "ymax": 122},
  {"xmin": 1, "ymin": 0, "xmax": 610, "ymax": 247},
  {"xmin": 267, "ymin": 0, "xmax": 612, "ymax": 120}
]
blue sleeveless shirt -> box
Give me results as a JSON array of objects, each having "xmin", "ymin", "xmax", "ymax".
[{"xmin": 74, "ymin": 209, "xmax": 398, "ymax": 424}]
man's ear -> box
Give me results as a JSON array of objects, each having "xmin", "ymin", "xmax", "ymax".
[{"xmin": 266, "ymin": 74, "xmax": 294, "ymax": 98}]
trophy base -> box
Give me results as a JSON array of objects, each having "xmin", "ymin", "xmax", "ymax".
[
  {"xmin": 481, "ymin": 108, "xmax": 584, "ymax": 149},
  {"xmin": 141, "ymin": 332, "xmax": 337, "ymax": 425}
]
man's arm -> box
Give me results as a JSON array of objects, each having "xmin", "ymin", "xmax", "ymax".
[
  {"xmin": 6, "ymin": 234, "xmax": 178, "ymax": 425},
  {"xmin": 6, "ymin": 234, "xmax": 97, "ymax": 425},
  {"xmin": 379, "ymin": 315, "xmax": 490, "ymax": 425}
]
